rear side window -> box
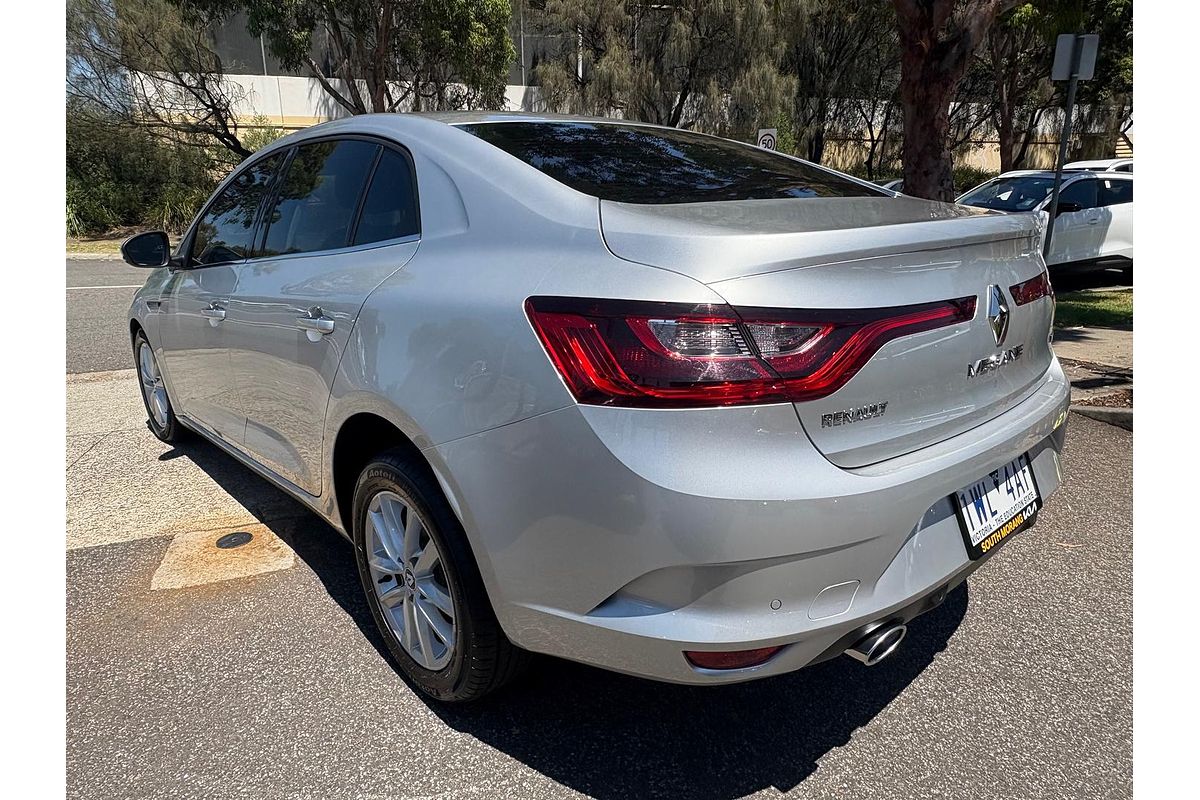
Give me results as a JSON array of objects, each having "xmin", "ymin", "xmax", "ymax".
[
  {"xmin": 353, "ymin": 148, "xmax": 420, "ymax": 245},
  {"xmin": 458, "ymin": 121, "xmax": 882, "ymax": 204},
  {"xmin": 261, "ymin": 140, "xmax": 379, "ymax": 256},
  {"xmin": 1098, "ymin": 178, "xmax": 1133, "ymax": 206},
  {"xmin": 1059, "ymin": 179, "xmax": 1099, "ymax": 209},
  {"xmin": 191, "ymin": 153, "xmax": 282, "ymax": 266}
]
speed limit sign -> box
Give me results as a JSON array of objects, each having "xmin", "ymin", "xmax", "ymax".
[{"xmin": 756, "ymin": 128, "xmax": 778, "ymax": 150}]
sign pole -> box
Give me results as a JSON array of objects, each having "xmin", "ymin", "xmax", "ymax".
[{"xmin": 1043, "ymin": 39, "xmax": 1083, "ymax": 258}]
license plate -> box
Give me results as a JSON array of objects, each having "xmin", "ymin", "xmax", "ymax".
[{"xmin": 953, "ymin": 454, "xmax": 1041, "ymax": 560}]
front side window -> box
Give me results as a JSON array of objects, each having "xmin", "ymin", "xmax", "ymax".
[
  {"xmin": 957, "ymin": 176, "xmax": 1056, "ymax": 211},
  {"xmin": 191, "ymin": 153, "xmax": 282, "ymax": 266},
  {"xmin": 352, "ymin": 148, "xmax": 420, "ymax": 245},
  {"xmin": 1098, "ymin": 178, "xmax": 1133, "ymax": 206},
  {"xmin": 260, "ymin": 140, "xmax": 380, "ymax": 257},
  {"xmin": 458, "ymin": 121, "xmax": 882, "ymax": 204},
  {"xmin": 1059, "ymin": 178, "xmax": 1099, "ymax": 209}
]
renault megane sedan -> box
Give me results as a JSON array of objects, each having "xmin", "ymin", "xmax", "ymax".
[{"xmin": 122, "ymin": 113, "xmax": 1070, "ymax": 701}]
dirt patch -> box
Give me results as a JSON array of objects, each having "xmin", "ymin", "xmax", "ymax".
[
  {"xmin": 1076, "ymin": 388, "xmax": 1132, "ymax": 409},
  {"xmin": 151, "ymin": 522, "xmax": 296, "ymax": 590}
]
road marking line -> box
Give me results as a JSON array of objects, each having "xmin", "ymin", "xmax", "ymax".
[{"xmin": 66, "ymin": 284, "xmax": 142, "ymax": 290}]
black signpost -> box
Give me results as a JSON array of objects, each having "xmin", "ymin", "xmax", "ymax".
[{"xmin": 1043, "ymin": 33, "xmax": 1100, "ymax": 259}]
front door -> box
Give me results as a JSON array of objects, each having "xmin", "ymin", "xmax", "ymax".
[
  {"xmin": 158, "ymin": 152, "xmax": 284, "ymax": 441},
  {"xmin": 224, "ymin": 139, "xmax": 421, "ymax": 495},
  {"xmin": 1047, "ymin": 177, "xmax": 1104, "ymax": 265}
]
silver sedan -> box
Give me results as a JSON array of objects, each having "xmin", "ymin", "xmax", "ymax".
[{"xmin": 123, "ymin": 112, "xmax": 1070, "ymax": 701}]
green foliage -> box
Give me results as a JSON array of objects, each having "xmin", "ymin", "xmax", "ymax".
[
  {"xmin": 241, "ymin": 115, "xmax": 286, "ymax": 152},
  {"xmin": 178, "ymin": 0, "xmax": 516, "ymax": 112},
  {"xmin": 535, "ymin": 0, "xmax": 795, "ymax": 141},
  {"xmin": 951, "ymin": 165, "xmax": 997, "ymax": 195},
  {"xmin": 66, "ymin": 108, "xmax": 217, "ymax": 237}
]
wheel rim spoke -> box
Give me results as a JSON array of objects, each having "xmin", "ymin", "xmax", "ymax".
[
  {"xmin": 377, "ymin": 583, "xmax": 405, "ymax": 609},
  {"xmin": 401, "ymin": 596, "xmax": 417, "ymax": 652},
  {"xmin": 368, "ymin": 554, "xmax": 402, "ymax": 577},
  {"xmin": 369, "ymin": 507, "xmax": 402, "ymax": 565},
  {"xmin": 412, "ymin": 543, "xmax": 439, "ymax": 577},
  {"xmin": 402, "ymin": 511, "xmax": 423, "ymax": 563},
  {"xmin": 417, "ymin": 580, "xmax": 454, "ymax": 620}
]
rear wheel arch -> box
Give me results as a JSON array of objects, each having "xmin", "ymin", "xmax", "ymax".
[{"xmin": 330, "ymin": 414, "xmax": 470, "ymax": 551}]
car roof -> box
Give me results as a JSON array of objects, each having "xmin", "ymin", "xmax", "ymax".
[
  {"xmin": 992, "ymin": 169, "xmax": 1131, "ymax": 182},
  {"xmin": 1064, "ymin": 158, "xmax": 1133, "ymax": 169},
  {"xmin": 415, "ymin": 110, "xmax": 674, "ymax": 130}
]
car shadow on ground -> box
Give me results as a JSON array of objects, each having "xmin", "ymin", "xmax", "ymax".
[{"xmin": 163, "ymin": 433, "xmax": 970, "ymax": 799}]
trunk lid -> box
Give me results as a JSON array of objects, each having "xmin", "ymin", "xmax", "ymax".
[{"xmin": 600, "ymin": 196, "xmax": 1054, "ymax": 467}]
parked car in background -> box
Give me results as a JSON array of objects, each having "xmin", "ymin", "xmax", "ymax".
[
  {"xmin": 879, "ymin": 178, "xmax": 904, "ymax": 192},
  {"xmin": 121, "ymin": 113, "xmax": 1069, "ymax": 701},
  {"xmin": 1064, "ymin": 157, "xmax": 1133, "ymax": 173},
  {"xmin": 957, "ymin": 170, "xmax": 1133, "ymax": 274}
]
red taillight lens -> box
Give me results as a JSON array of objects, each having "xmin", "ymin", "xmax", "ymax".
[
  {"xmin": 684, "ymin": 646, "xmax": 783, "ymax": 670},
  {"xmin": 525, "ymin": 295, "xmax": 976, "ymax": 408},
  {"xmin": 1010, "ymin": 271, "xmax": 1052, "ymax": 305}
]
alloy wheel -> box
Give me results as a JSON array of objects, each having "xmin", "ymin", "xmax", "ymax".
[
  {"xmin": 138, "ymin": 341, "xmax": 170, "ymax": 429},
  {"xmin": 365, "ymin": 491, "xmax": 457, "ymax": 670}
]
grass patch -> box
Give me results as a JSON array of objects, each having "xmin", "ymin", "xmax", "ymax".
[
  {"xmin": 1054, "ymin": 288, "xmax": 1133, "ymax": 329},
  {"xmin": 66, "ymin": 236, "xmax": 124, "ymax": 256}
]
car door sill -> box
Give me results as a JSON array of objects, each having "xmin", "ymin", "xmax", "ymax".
[{"xmin": 176, "ymin": 413, "xmax": 333, "ymax": 530}]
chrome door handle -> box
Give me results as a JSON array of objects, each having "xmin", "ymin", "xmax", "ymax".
[
  {"xmin": 297, "ymin": 312, "xmax": 335, "ymax": 338},
  {"xmin": 200, "ymin": 304, "xmax": 226, "ymax": 322}
]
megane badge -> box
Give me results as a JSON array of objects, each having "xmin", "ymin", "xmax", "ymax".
[{"xmin": 987, "ymin": 284, "xmax": 1010, "ymax": 346}]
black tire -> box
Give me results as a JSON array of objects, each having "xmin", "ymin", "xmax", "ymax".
[
  {"xmin": 351, "ymin": 451, "xmax": 530, "ymax": 701},
  {"xmin": 132, "ymin": 329, "xmax": 186, "ymax": 443}
]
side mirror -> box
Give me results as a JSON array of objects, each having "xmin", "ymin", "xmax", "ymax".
[
  {"xmin": 1054, "ymin": 201, "xmax": 1083, "ymax": 217},
  {"xmin": 121, "ymin": 231, "xmax": 172, "ymax": 268}
]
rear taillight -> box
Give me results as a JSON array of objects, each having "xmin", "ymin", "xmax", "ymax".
[
  {"xmin": 525, "ymin": 295, "xmax": 976, "ymax": 408},
  {"xmin": 1010, "ymin": 271, "xmax": 1052, "ymax": 305}
]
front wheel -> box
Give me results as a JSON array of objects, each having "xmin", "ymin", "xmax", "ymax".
[
  {"xmin": 351, "ymin": 452, "xmax": 529, "ymax": 701},
  {"xmin": 133, "ymin": 330, "xmax": 186, "ymax": 443}
]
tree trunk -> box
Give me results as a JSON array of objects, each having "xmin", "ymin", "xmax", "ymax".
[
  {"xmin": 898, "ymin": 76, "xmax": 955, "ymax": 201},
  {"xmin": 892, "ymin": 0, "xmax": 1017, "ymax": 201},
  {"xmin": 997, "ymin": 100, "xmax": 1015, "ymax": 173}
]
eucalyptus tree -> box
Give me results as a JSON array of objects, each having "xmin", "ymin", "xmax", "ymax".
[
  {"xmin": 67, "ymin": 0, "xmax": 253, "ymax": 158},
  {"xmin": 891, "ymin": 0, "xmax": 1020, "ymax": 200},
  {"xmin": 177, "ymin": 0, "xmax": 516, "ymax": 114},
  {"xmin": 533, "ymin": 0, "xmax": 795, "ymax": 140}
]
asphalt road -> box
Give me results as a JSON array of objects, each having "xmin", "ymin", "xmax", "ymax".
[
  {"xmin": 66, "ymin": 258, "xmax": 1132, "ymax": 799},
  {"xmin": 66, "ymin": 258, "xmax": 148, "ymax": 373}
]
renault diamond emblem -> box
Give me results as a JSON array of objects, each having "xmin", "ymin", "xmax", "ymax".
[{"xmin": 986, "ymin": 285, "xmax": 1010, "ymax": 346}]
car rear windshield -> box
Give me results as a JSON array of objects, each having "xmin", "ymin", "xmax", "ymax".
[{"xmin": 457, "ymin": 121, "xmax": 883, "ymax": 204}]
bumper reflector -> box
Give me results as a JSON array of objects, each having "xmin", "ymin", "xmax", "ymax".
[{"xmin": 683, "ymin": 646, "xmax": 783, "ymax": 670}]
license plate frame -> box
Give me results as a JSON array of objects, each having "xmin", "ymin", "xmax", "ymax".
[{"xmin": 953, "ymin": 454, "xmax": 1042, "ymax": 560}]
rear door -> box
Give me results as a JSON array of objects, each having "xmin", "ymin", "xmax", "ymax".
[
  {"xmin": 159, "ymin": 152, "xmax": 283, "ymax": 441},
  {"xmin": 1097, "ymin": 176, "xmax": 1134, "ymax": 259},
  {"xmin": 224, "ymin": 138, "xmax": 420, "ymax": 495}
]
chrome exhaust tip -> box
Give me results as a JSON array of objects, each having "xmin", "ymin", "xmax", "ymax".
[{"xmin": 846, "ymin": 623, "xmax": 907, "ymax": 666}]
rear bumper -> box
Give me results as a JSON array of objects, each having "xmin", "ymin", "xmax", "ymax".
[{"xmin": 431, "ymin": 358, "xmax": 1071, "ymax": 684}]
